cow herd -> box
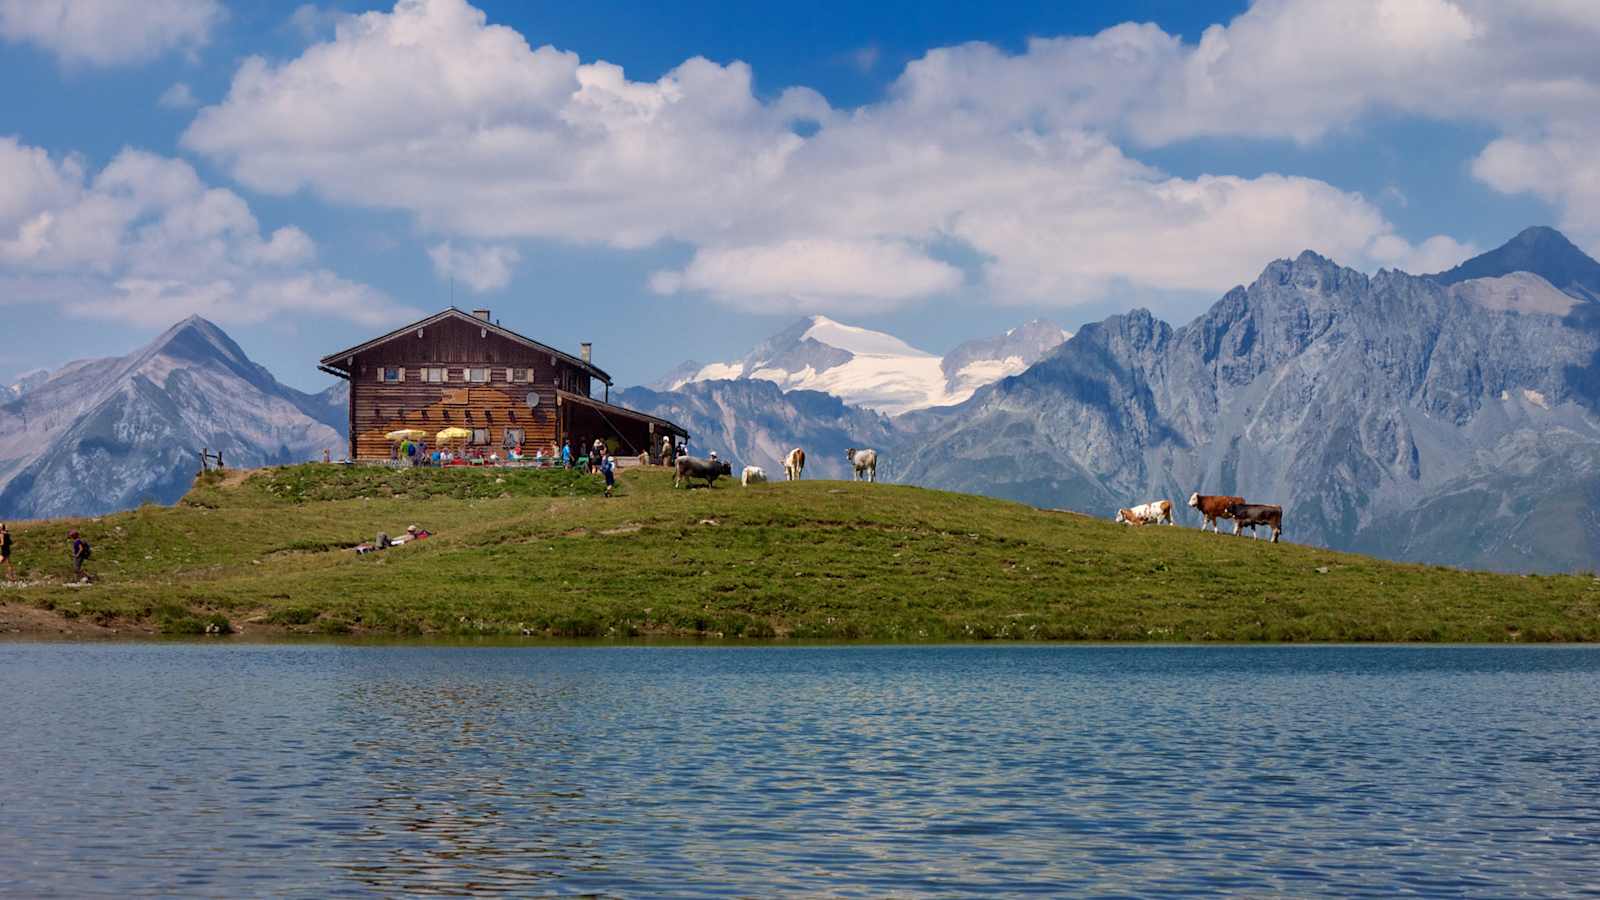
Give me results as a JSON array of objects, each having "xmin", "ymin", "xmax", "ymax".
[
  {"xmin": 1117, "ymin": 491, "xmax": 1283, "ymax": 542},
  {"xmin": 670, "ymin": 448, "xmax": 1283, "ymax": 543},
  {"xmin": 672, "ymin": 446, "xmax": 878, "ymax": 489}
]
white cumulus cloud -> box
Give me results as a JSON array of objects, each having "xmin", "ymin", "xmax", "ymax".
[
  {"xmin": 0, "ymin": 137, "xmax": 416, "ymax": 328},
  {"xmin": 651, "ymin": 239, "xmax": 962, "ymax": 314},
  {"xmin": 186, "ymin": 0, "xmax": 1600, "ymax": 313},
  {"xmin": 0, "ymin": 0, "xmax": 224, "ymax": 67},
  {"xmin": 427, "ymin": 241, "xmax": 520, "ymax": 293}
]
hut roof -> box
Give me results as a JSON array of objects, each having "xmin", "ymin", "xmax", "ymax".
[
  {"xmin": 319, "ymin": 308, "xmax": 612, "ymax": 384},
  {"xmin": 557, "ymin": 390, "xmax": 688, "ymax": 438}
]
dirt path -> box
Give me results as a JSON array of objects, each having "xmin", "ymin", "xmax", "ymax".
[{"xmin": 0, "ymin": 600, "xmax": 154, "ymax": 638}]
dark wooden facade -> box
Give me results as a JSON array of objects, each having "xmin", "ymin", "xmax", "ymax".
[{"xmin": 318, "ymin": 308, "xmax": 686, "ymax": 460}]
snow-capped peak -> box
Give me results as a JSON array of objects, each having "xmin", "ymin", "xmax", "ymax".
[
  {"xmin": 653, "ymin": 315, "xmax": 1071, "ymax": 417},
  {"xmin": 801, "ymin": 316, "xmax": 934, "ymax": 359}
]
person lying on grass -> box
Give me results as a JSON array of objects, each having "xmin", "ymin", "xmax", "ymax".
[
  {"xmin": 396, "ymin": 524, "xmax": 432, "ymax": 543},
  {"xmin": 352, "ymin": 525, "xmax": 431, "ymax": 554}
]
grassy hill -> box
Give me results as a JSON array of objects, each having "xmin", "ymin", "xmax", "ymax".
[{"xmin": 3, "ymin": 464, "xmax": 1599, "ymax": 641}]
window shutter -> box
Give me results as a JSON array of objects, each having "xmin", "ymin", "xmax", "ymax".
[
  {"xmin": 399, "ymin": 367, "xmax": 406, "ymax": 382},
  {"xmin": 375, "ymin": 366, "xmax": 382, "ymax": 383}
]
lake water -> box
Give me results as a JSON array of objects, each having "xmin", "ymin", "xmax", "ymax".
[{"xmin": 3, "ymin": 644, "xmax": 1599, "ymax": 897}]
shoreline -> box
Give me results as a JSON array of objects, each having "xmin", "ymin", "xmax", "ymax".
[{"xmin": 6, "ymin": 601, "xmax": 1597, "ymax": 646}]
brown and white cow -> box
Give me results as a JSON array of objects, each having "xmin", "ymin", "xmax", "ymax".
[
  {"xmin": 1227, "ymin": 503, "xmax": 1283, "ymax": 543},
  {"xmin": 784, "ymin": 447, "xmax": 806, "ymax": 481},
  {"xmin": 1115, "ymin": 500, "xmax": 1175, "ymax": 526},
  {"xmin": 1188, "ymin": 492, "xmax": 1246, "ymax": 533}
]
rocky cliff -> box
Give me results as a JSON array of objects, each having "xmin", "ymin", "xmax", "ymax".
[{"xmin": 896, "ymin": 229, "xmax": 1600, "ymax": 572}]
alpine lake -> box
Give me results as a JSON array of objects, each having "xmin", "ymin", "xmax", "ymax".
[{"xmin": 3, "ymin": 642, "xmax": 1598, "ymax": 897}]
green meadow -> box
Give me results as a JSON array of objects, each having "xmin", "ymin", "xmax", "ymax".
[{"xmin": 4, "ymin": 464, "xmax": 1599, "ymax": 641}]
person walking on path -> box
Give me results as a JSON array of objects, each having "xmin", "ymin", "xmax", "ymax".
[
  {"xmin": 68, "ymin": 530, "xmax": 91, "ymax": 582},
  {"xmin": 561, "ymin": 441, "xmax": 572, "ymax": 469},
  {"xmin": 601, "ymin": 453, "xmax": 616, "ymax": 497},
  {"xmin": 1, "ymin": 523, "xmax": 14, "ymax": 581}
]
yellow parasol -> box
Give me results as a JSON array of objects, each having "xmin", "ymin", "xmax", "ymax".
[
  {"xmin": 435, "ymin": 427, "xmax": 473, "ymax": 442},
  {"xmin": 386, "ymin": 429, "xmax": 428, "ymax": 441}
]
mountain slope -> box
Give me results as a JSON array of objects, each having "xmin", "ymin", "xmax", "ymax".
[
  {"xmin": 896, "ymin": 231, "xmax": 1600, "ymax": 573},
  {"xmin": 658, "ymin": 315, "xmax": 1068, "ymax": 416},
  {"xmin": 618, "ymin": 380, "xmax": 896, "ymax": 480},
  {"xmin": 4, "ymin": 369, "xmax": 50, "ymax": 401},
  {"xmin": 1431, "ymin": 225, "xmax": 1600, "ymax": 300},
  {"xmin": 0, "ymin": 317, "xmax": 346, "ymax": 519},
  {"xmin": 11, "ymin": 463, "xmax": 1600, "ymax": 641},
  {"xmin": 940, "ymin": 319, "xmax": 1073, "ymax": 402}
]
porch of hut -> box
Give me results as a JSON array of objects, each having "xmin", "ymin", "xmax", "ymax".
[{"xmin": 557, "ymin": 390, "xmax": 687, "ymax": 466}]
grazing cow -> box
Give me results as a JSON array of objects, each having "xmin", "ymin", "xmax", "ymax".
[
  {"xmin": 846, "ymin": 447, "xmax": 878, "ymax": 482},
  {"xmin": 1226, "ymin": 503, "xmax": 1283, "ymax": 543},
  {"xmin": 674, "ymin": 455, "xmax": 733, "ymax": 488},
  {"xmin": 1115, "ymin": 499, "xmax": 1175, "ymax": 526},
  {"xmin": 1188, "ymin": 492, "xmax": 1246, "ymax": 533},
  {"xmin": 784, "ymin": 447, "xmax": 806, "ymax": 481},
  {"xmin": 741, "ymin": 465, "xmax": 768, "ymax": 487}
]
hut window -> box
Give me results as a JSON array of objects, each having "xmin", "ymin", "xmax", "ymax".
[
  {"xmin": 503, "ymin": 428, "xmax": 524, "ymax": 447},
  {"xmin": 383, "ymin": 367, "xmax": 402, "ymax": 383},
  {"xmin": 468, "ymin": 368, "xmax": 489, "ymax": 383},
  {"xmin": 422, "ymin": 367, "xmax": 447, "ymax": 383},
  {"xmin": 508, "ymin": 367, "xmax": 533, "ymax": 383},
  {"xmin": 470, "ymin": 428, "xmax": 490, "ymax": 445}
]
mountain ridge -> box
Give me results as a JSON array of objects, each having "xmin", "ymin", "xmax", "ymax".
[
  {"xmin": 894, "ymin": 228, "xmax": 1600, "ymax": 572},
  {"xmin": 655, "ymin": 314, "xmax": 1069, "ymax": 416},
  {"xmin": 1430, "ymin": 226, "xmax": 1600, "ymax": 300},
  {"xmin": 0, "ymin": 316, "xmax": 345, "ymax": 519}
]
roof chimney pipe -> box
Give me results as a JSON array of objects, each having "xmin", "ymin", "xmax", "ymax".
[
  {"xmin": 472, "ymin": 308, "xmax": 491, "ymax": 322},
  {"xmin": 580, "ymin": 342, "xmax": 593, "ymax": 364}
]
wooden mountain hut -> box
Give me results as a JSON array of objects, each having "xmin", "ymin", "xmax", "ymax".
[{"xmin": 318, "ymin": 308, "xmax": 687, "ymax": 461}]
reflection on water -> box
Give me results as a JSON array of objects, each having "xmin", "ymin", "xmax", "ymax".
[{"xmin": 3, "ymin": 644, "xmax": 1599, "ymax": 896}]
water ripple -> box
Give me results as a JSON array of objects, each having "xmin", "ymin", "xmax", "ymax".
[{"xmin": 2, "ymin": 644, "xmax": 1599, "ymax": 896}]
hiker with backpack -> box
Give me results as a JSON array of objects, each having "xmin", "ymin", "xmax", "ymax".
[
  {"xmin": 68, "ymin": 530, "xmax": 91, "ymax": 582},
  {"xmin": 601, "ymin": 453, "xmax": 616, "ymax": 497},
  {"xmin": 1, "ymin": 523, "xmax": 14, "ymax": 581}
]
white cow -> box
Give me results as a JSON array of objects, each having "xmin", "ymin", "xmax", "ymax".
[
  {"xmin": 741, "ymin": 465, "xmax": 768, "ymax": 487},
  {"xmin": 1115, "ymin": 499, "xmax": 1175, "ymax": 526},
  {"xmin": 784, "ymin": 447, "xmax": 806, "ymax": 481},
  {"xmin": 846, "ymin": 447, "xmax": 878, "ymax": 482}
]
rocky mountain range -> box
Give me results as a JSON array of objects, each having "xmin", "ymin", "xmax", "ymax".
[
  {"xmin": 0, "ymin": 316, "xmax": 344, "ymax": 520},
  {"xmin": 9, "ymin": 226, "xmax": 1600, "ymax": 573},
  {"xmin": 619, "ymin": 379, "xmax": 895, "ymax": 481},
  {"xmin": 656, "ymin": 315, "xmax": 1069, "ymax": 416},
  {"xmin": 894, "ymin": 226, "xmax": 1600, "ymax": 573}
]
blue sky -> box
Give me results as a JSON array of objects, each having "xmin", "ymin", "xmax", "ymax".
[{"xmin": 1, "ymin": 0, "xmax": 1595, "ymax": 392}]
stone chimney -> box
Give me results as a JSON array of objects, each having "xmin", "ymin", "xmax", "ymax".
[
  {"xmin": 472, "ymin": 308, "xmax": 491, "ymax": 322},
  {"xmin": 580, "ymin": 342, "xmax": 593, "ymax": 364}
]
